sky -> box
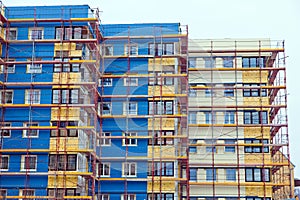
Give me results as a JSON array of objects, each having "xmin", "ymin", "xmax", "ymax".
[{"xmin": 4, "ymin": 0, "xmax": 300, "ymax": 177}]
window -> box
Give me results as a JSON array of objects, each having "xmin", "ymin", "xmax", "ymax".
[
  {"xmin": 244, "ymin": 139, "xmax": 269, "ymax": 153},
  {"xmin": 99, "ymin": 163, "xmax": 110, "ymax": 177},
  {"xmin": 206, "ymin": 168, "xmax": 217, "ymax": 181},
  {"xmin": 149, "ymin": 43, "xmax": 174, "ymax": 56},
  {"xmin": 23, "ymin": 122, "xmax": 39, "ymax": 138},
  {"xmin": 189, "ymin": 57, "xmax": 196, "ymax": 68},
  {"xmin": 49, "ymin": 154, "xmax": 77, "ymax": 171},
  {"xmin": 8, "ymin": 28, "xmax": 17, "ymax": 40},
  {"xmin": 226, "ymin": 169, "xmax": 236, "ymax": 181},
  {"xmin": 123, "ymin": 162, "xmax": 136, "ymax": 177},
  {"xmin": 148, "ymin": 193, "xmax": 174, "ymax": 200},
  {"xmin": 148, "ymin": 131, "xmax": 174, "ymax": 145},
  {"xmin": 20, "ymin": 189, "xmax": 35, "ymax": 200},
  {"xmin": 148, "ymin": 162, "xmax": 174, "ymax": 176},
  {"xmin": 21, "ymin": 155, "xmax": 37, "ymax": 171},
  {"xmin": 242, "ymin": 57, "xmax": 265, "ymax": 68},
  {"xmin": 244, "ymin": 111, "xmax": 268, "ymax": 124},
  {"xmin": 99, "ymin": 78, "xmax": 112, "ymax": 87},
  {"xmin": 98, "ymin": 194, "xmax": 110, "ymax": 200},
  {"xmin": 205, "ymin": 84, "xmax": 216, "ymax": 97},
  {"xmin": 224, "ymin": 140, "xmax": 236, "ymax": 153},
  {"xmin": 224, "ymin": 84, "xmax": 234, "ymax": 97},
  {"xmin": 25, "ymin": 89, "xmax": 40, "ymax": 104},
  {"xmin": 189, "ymin": 89, "xmax": 197, "ymax": 97},
  {"xmin": 0, "ymin": 122, "xmax": 11, "ymax": 137},
  {"xmin": 190, "ymin": 168, "xmax": 197, "ymax": 181},
  {"xmin": 205, "ymin": 112, "xmax": 216, "ymax": 124},
  {"xmin": 246, "ymin": 197, "xmax": 271, "ymax": 200},
  {"xmin": 125, "ymin": 44, "xmax": 138, "ymax": 55},
  {"xmin": 122, "ymin": 194, "xmax": 136, "ymax": 200},
  {"xmin": 50, "ymin": 129, "xmax": 78, "ymax": 137},
  {"xmin": 123, "ymin": 132, "xmax": 137, "ymax": 146},
  {"xmin": 243, "ymin": 83, "xmax": 267, "ymax": 97},
  {"xmin": 99, "ymin": 132, "xmax": 111, "ymax": 146},
  {"xmin": 55, "ymin": 26, "xmax": 83, "ymax": 40},
  {"xmin": 124, "ymin": 77, "xmax": 138, "ymax": 86},
  {"xmin": 189, "ymin": 146, "xmax": 197, "ymax": 153},
  {"xmin": 224, "ymin": 111, "xmax": 235, "ymax": 124},
  {"xmin": 223, "ymin": 57, "xmax": 233, "ymax": 68},
  {"xmin": 0, "ymin": 90, "xmax": 13, "ymax": 104},
  {"xmin": 0, "ymin": 189, "xmax": 7, "ymax": 198},
  {"xmin": 205, "ymin": 139, "xmax": 216, "ymax": 153},
  {"xmin": 52, "ymin": 89, "xmax": 79, "ymax": 104},
  {"xmin": 27, "ymin": 58, "xmax": 42, "ymax": 73},
  {"xmin": 149, "ymin": 71, "xmax": 174, "ymax": 86},
  {"xmin": 29, "ymin": 27, "xmax": 43, "ymax": 40},
  {"xmin": 189, "ymin": 112, "xmax": 197, "ymax": 124},
  {"xmin": 0, "ymin": 155, "xmax": 9, "ymax": 170},
  {"xmin": 48, "ymin": 189, "xmax": 76, "ymax": 198},
  {"xmin": 149, "ymin": 101, "xmax": 173, "ymax": 115},
  {"xmin": 104, "ymin": 45, "xmax": 113, "ymax": 56},
  {"xmin": 204, "ymin": 58, "xmax": 215, "ymax": 68},
  {"xmin": 53, "ymin": 56, "xmax": 81, "ymax": 72},
  {"xmin": 245, "ymin": 168, "xmax": 270, "ymax": 182},
  {"xmin": 0, "ymin": 59, "xmax": 15, "ymax": 73},
  {"xmin": 100, "ymin": 102, "xmax": 111, "ymax": 115},
  {"xmin": 123, "ymin": 102, "xmax": 137, "ymax": 115}
]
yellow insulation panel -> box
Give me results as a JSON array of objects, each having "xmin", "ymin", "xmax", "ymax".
[
  {"xmin": 148, "ymin": 58, "xmax": 176, "ymax": 71},
  {"xmin": 243, "ymin": 97, "xmax": 269, "ymax": 106},
  {"xmin": 242, "ymin": 71, "xmax": 268, "ymax": 83},
  {"xmin": 246, "ymin": 186, "xmax": 272, "ymax": 197},
  {"xmin": 53, "ymin": 72, "xmax": 81, "ymax": 84},
  {"xmin": 244, "ymin": 154, "xmax": 272, "ymax": 164},
  {"xmin": 148, "ymin": 146, "xmax": 175, "ymax": 158},
  {"xmin": 147, "ymin": 181, "xmax": 175, "ymax": 192},
  {"xmin": 54, "ymin": 43, "xmax": 76, "ymax": 51},
  {"xmin": 148, "ymin": 86, "xmax": 175, "ymax": 96},
  {"xmin": 148, "ymin": 118, "xmax": 175, "ymax": 130},
  {"xmin": 51, "ymin": 107, "xmax": 80, "ymax": 121},
  {"xmin": 48, "ymin": 175, "xmax": 78, "ymax": 188},
  {"xmin": 49, "ymin": 138, "xmax": 79, "ymax": 151},
  {"xmin": 244, "ymin": 127, "xmax": 270, "ymax": 138}
]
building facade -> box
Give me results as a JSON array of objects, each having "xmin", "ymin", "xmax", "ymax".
[{"xmin": 0, "ymin": 2, "xmax": 294, "ymax": 200}]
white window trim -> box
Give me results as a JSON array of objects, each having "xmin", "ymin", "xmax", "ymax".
[
  {"xmin": 122, "ymin": 162, "xmax": 137, "ymax": 177},
  {"xmin": 124, "ymin": 44, "xmax": 138, "ymax": 56},
  {"xmin": 103, "ymin": 44, "xmax": 113, "ymax": 56},
  {"xmin": 100, "ymin": 162, "xmax": 110, "ymax": 177},
  {"xmin": 99, "ymin": 78, "xmax": 112, "ymax": 87},
  {"xmin": 0, "ymin": 122, "xmax": 11, "ymax": 138},
  {"xmin": 25, "ymin": 89, "xmax": 41, "ymax": 104},
  {"xmin": 121, "ymin": 194, "xmax": 136, "ymax": 200},
  {"xmin": 29, "ymin": 27, "xmax": 44, "ymax": 40},
  {"xmin": 124, "ymin": 77, "xmax": 138, "ymax": 86},
  {"xmin": 122, "ymin": 132, "xmax": 137, "ymax": 146},
  {"xmin": 20, "ymin": 155, "xmax": 37, "ymax": 171},
  {"xmin": 0, "ymin": 90, "xmax": 13, "ymax": 104},
  {"xmin": 100, "ymin": 132, "xmax": 111, "ymax": 146},
  {"xmin": 23, "ymin": 122, "xmax": 39, "ymax": 138},
  {"xmin": 123, "ymin": 102, "xmax": 138, "ymax": 115},
  {"xmin": 7, "ymin": 27, "xmax": 17, "ymax": 40},
  {"xmin": 98, "ymin": 194, "xmax": 110, "ymax": 200},
  {"xmin": 0, "ymin": 64, "xmax": 15, "ymax": 73},
  {"xmin": 26, "ymin": 59, "xmax": 42, "ymax": 74},
  {"xmin": 101, "ymin": 102, "xmax": 112, "ymax": 116},
  {"xmin": 0, "ymin": 155, "xmax": 9, "ymax": 171}
]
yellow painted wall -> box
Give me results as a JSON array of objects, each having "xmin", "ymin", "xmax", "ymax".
[
  {"xmin": 147, "ymin": 181, "xmax": 175, "ymax": 192},
  {"xmin": 148, "ymin": 146, "xmax": 175, "ymax": 158},
  {"xmin": 244, "ymin": 154, "xmax": 272, "ymax": 164},
  {"xmin": 242, "ymin": 71, "xmax": 268, "ymax": 83},
  {"xmin": 49, "ymin": 138, "xmax": 79, "ymax": 151},
  {"xmin": 148, "ymin": 86, "xmax": 175, "ymax": 96},
  {"xmin": 244, "ymin": 127, "xmax": 270, "ymax": 138},
  {"xmin": 53, "ymin": 72, "xmax": 81, "ymax": 84},
  {"xmin": 243, "ymin": 97, "xmax": 269, "ymax": 106},
  {"xmin": 48, "ymin": 175, "xmax": 78, "ymax": 188},
  {"xmin": 148, "ymin": 58, "xmax": 176, "ymax": 71},
  {"xmin": 54, "ymin": 43, "xmax": 76, "ymax": 52},
  {"xmin": 51, "ymin": 107, "xmax": 80, "ymax": 121}
]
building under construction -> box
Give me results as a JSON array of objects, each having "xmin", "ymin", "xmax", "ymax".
[{"xmin": 0, "ymin": 2, "xmax": 294, "ymax": 200}]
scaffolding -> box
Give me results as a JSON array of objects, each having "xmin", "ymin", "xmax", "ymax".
[
  {"xmin": 188, "ymin": 39, "xmax": 293, "ymax": 200},
  {"xmin": 0, "ymin": 3, "xmax": 102, "ymax": 199}
]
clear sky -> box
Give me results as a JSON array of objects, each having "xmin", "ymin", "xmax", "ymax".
[{"xmin": 4, "ymin": 0, "xmax": 300, "ymax": 177}]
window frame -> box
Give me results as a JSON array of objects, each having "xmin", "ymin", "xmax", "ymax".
[
  {"xmin": 0, "ymin": 155, "xmax": 9, "ymax": 171},
  {"xmin": 123, "ymin": 102, "xmax": 138, "ymax": 115},
  {"xmin": 29, "ymin": 27, "xmax": 44, "ymax": 40},
  {"xmin": 125, "ymin": 43, "xmax": 138, "ymax": 55},
  {"xmin": 8, "ymin": 28, "xmax": 17, "ymax": 40},
  {"xmin": 99, "ymin": 132, "xmax": 111, "ymax": 146},
  {"xmin": 224, "ymin": 84, "xmax": 234, "ymax": 97},
  {"xmin": 48, "ymin": 154, "xmax": 77, "ymax": 171},
  {"xmin": 52, "ymin": 89, "xmax": 79, "ymax": 104},
  {"xmin": 148, "ymin": 43, "xmax": 175, "ymax": 56},
  {"xmin": 122, "ymin": 162, "xmax": 137, "ymax": 177},
  {"xmin": 149, "ymin": 101, "xmax": 174, "ymax": 115},
  {"xmin": 20, "ymin": 189, "xmax": 35, "ymax": 199},
  {"xmin": 148, "ymin": 130, "xmax": 174, "ymax": 145},
  {"xmin": 205, "ymin": 139, "xmax": 216, "ymax": 153},
  {"xmin": 25, "ymin": 89, "xmax": 41, "ymax": 104},
  {"xmin": 206, "ymin": 168, "xmax": 217, "ymax": 181},
  {"xmin": 225, "ymin": 168, "xmax": 236, "ymax": 181},
  {"xmin": 224, "ymin": 111, "xmax": 235, "ymax": 124},
  {"xmin": 0, "ymin": 122, "xmax": 11, "ymax": 138},
  {"xmin": 27, "ymin": 58, "xmax": 42, "ymax": 73},
  {"xmin": 0, "ymin": 90, "xmax": 13, "ymax": 104},
  {"xmin": 21, "ymin": 155, "xmax": 37, "ymax": 171},
  {"xmin": 245, "ymin": 168, "xmax": 270, "ymax": 182},
  {"xmin": 99, "ymin": 78, "xmax": 113, "ymax": 87},
  {"xmin": 148, "ymin": 162, "xmax": 174, "ymax": 176},
  {"xmin": 123, "ymin": 132, "xmax": 137, "ymax": 146},
  {"xmin": 104, "ymin": 45, "xmax": 113, "ymax": 56},
  {"xmin": 224, "ymin": 139, "xmax": 236, "ymax": 153},
  {"xmin": 99, "ymin": 162, "xmax": 110, "ymax": 177},
  {"xmin": 23, "ymin": 122, "xmax": 39, "ymax": 138},
  {"xmin": 124, "ymin": 77, "xmax": 138, "ymax": 86},
  {"xmin": 244, "ymin": 111, "xmax": 268, "ymax": 124}
]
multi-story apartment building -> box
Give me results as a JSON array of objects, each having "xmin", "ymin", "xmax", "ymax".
[{"xmin": 0, "ymin": 2, "xmax": 294, "ymax": 200}]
